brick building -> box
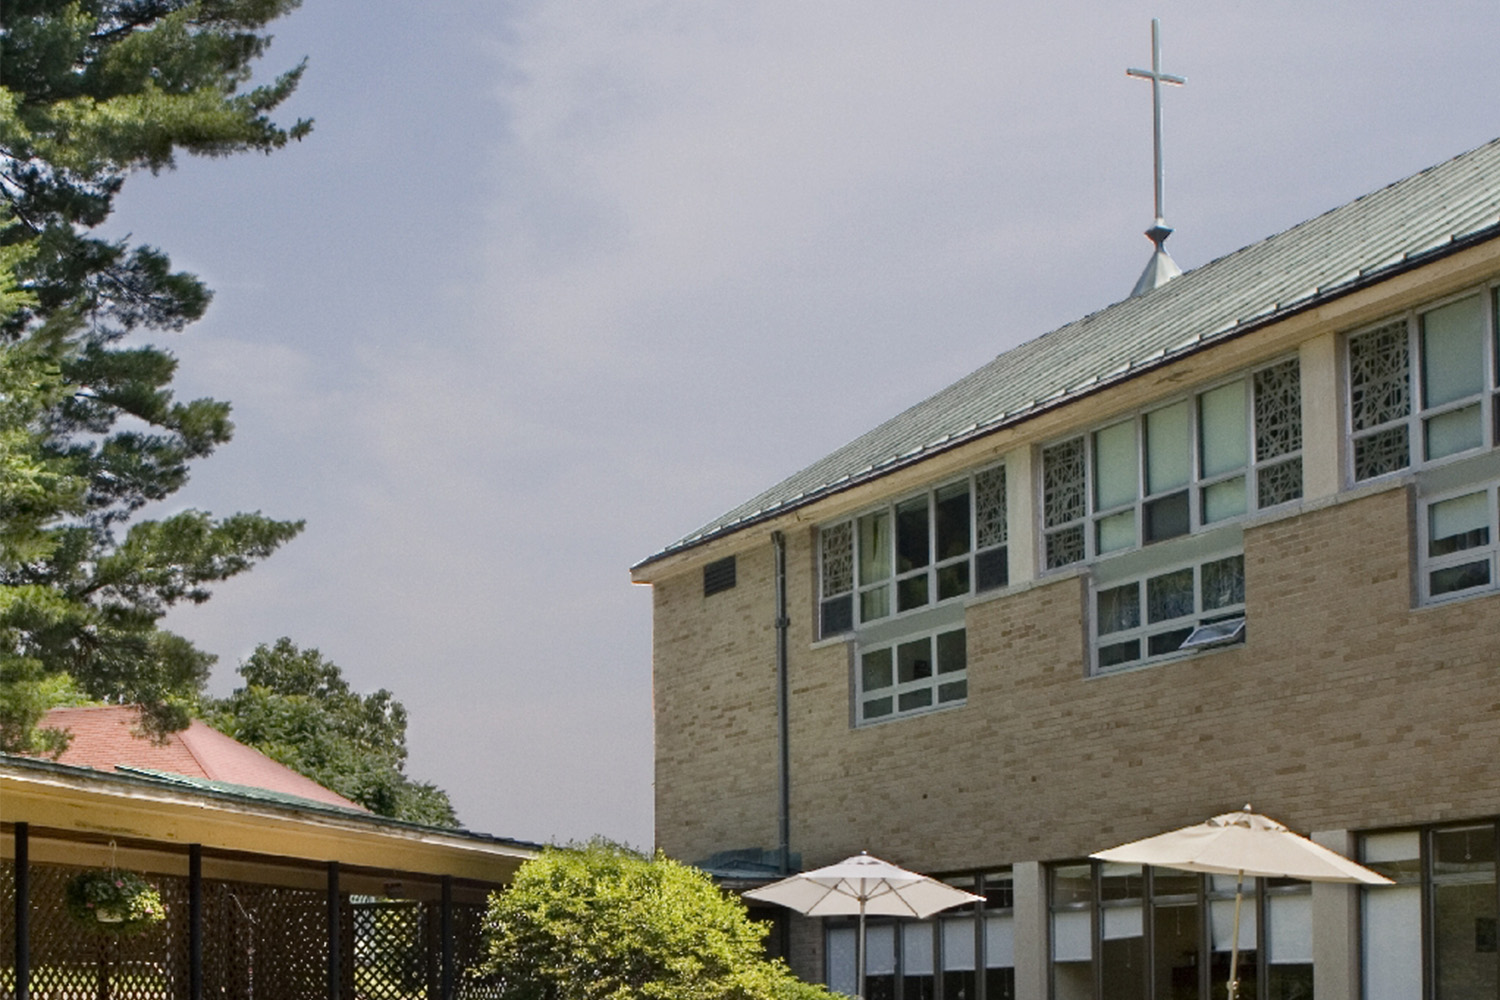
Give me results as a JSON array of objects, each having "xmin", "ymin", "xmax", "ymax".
[{"xmin": 631, "ymin": 137, "xmax": 1500, "ymax": 1000}]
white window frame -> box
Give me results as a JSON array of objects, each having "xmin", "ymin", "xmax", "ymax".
[
  {"xmin": 1417, "ymin": 480, "xmax": 1500, "ymax": 604},
  {"xmin": 1040, "ymin": 358, "xmax": 1303, "ymax": 572},
  {"xmin": 818, "ymin": 463, "xmax": 1008, "ymax": 640},
  {"xmin": 855, "ymin": 624, "xmax": 967, "ymax": 724},
  {"xmin": 1088, "ymin": 549, "xmax": 1246, "ymax": 674},
  {"xmin": 1345, "ymin": 284, "xmax": 1500, "ymax": 484}
]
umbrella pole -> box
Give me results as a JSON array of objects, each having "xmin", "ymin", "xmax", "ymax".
[
  {"xmin": 857, "ymin": 902, "xmax": 867, "ymax": 1000},
  {"xmin": 1227, "ymin": 871, "xmax": 1244, "ymax": 1000}
]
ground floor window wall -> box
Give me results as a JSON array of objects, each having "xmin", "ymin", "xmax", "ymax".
[
  {"xmin": 827, "ymin": 872, "xmax": 1015, "ymax": 1000},
  {"xmin": 1361, "ymin": 821, "xmax": 1500, "ymax": 1000},
  {"xmin": 1049, "ymin": 861, "xmax": 1312, "ymax": 1000}
]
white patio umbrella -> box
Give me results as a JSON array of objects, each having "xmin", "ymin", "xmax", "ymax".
[
  {"xmin": 745, "ymin": 852, "xmax": 983, "ymax": 999},
  {"xmin": 1092, "ymin": 806, "xmax": 1392, "ymax": 1000}
]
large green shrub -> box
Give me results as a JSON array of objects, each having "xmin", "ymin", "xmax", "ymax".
[{"xmin": 480, "ymin": 841, "xmax": 837, "ymax": 1000}]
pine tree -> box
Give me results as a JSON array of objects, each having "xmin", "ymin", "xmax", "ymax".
[{"xmin": 0, "ymin": 1, "xmax": 310, "ymax": 749}]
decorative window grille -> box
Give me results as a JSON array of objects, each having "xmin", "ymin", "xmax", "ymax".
[
  {"xmin": 1042, "ymin": 438, "xmax": 1087, "ymax": 569},
  {"xmin": 1348, "ymin": 290, "xmax": 1499, "ymax": 482},
  {"xmin": 819, "ymin": 522, "xmax": 854, "ymax": 636},
  {"xmin": 1041, "ymin": 358, "xmax": 1302, "ymax": 571},
  {"xmin": 819, "ymin": 464, "xmax": 1008, "ymax": 639},
  {"xmin": 1091, "ymin": 553, "xmax": 1245, "ymax": 672},
  {"xmin": 1253, "ymin": 359, "xmax": 1304, "ymax": 506}
]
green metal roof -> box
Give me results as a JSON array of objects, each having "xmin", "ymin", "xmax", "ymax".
[
  {"xmin": 637, "ymin": 136, "xmax": 1500, "ymax": 569},
  {"xmin": 115, "ymin": 765, "xmax": 371, "ymax": 815}
]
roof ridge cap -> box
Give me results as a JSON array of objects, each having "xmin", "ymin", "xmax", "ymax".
[{"xmin": 175, "ymin": 716, "xmax": 218, "ymax": 780}]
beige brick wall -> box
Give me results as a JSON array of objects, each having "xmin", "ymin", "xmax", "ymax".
[
  {"xmin": 654, "ymin": 539, "xmax": 783, "ymax": 864},
  {"xmin": 656, "ymin": 485, "xmax": 1500, "ymax": 875}
]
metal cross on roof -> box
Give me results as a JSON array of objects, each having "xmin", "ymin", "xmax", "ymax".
[{"xmin": 1126, "ymin": 18, "xmax": 1185, "ymax": 232}]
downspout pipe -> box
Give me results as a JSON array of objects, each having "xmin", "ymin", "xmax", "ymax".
[
  {"xmin": 772, "ymin": 531, "xmax": 792, "ymax": 961},
  {"xmin": 772, "ymin": 531, "xmax": 791, "ymax": 875}
]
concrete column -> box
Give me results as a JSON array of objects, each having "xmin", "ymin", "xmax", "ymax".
[
  {"xmin": 1006, "ymin": 446, "xmax": 1038, "ymax": 587},
  {"xmin": 1311, "ymin": 829, "xmax": 1360, "ymax": 1000},
  {"xmin": 1012, "ymin": 861, "xmax": 1048, "ymax": 1000},
  {"xmin": 1299, "ymin": 333, "xmax": 1343, "ymax": 501}
]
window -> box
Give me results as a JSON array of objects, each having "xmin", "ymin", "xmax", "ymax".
[
  {"xmin": 1048, "ymin": 861, "xmax": 1309, "ymax": 1000},
  {"xmin": 858, "ymin": 627, "xmax": 967, "ymax": 724},
  {"xmin": 1420, "ymin": 484, "xmax": 1499, "ymax": 602},
  {"xmin": 820, "ymin": 465, "xmax": 1008, "ymax": 638},
  {"xmin": 1348, "ymin": 289, "xmax": 1499, "ymax": 482},
  {"xmin": 1090, "ymin": 553, "xmax": 1245, "ymax": 673},
  {"xmin": 827, "ymin": 873, "xmax": 1011, "ymax": 1000},
  {"xmin": 1360, "ymin": 823, "xmax": 1500, "ymax": 1000},
  {"xmin": 1042, "ymin": 361, "xmax": 1302, "ymax": 571}
]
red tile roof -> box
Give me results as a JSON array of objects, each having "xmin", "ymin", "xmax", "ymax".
[{"xmin": 40, "ymin": 705, "xmax": 366, "ymax": 812}]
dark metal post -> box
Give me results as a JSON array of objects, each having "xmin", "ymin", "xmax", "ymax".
[
  {"xmin": 327, "ymin": 861, "xmax": 341, "ymax": 1000},
  {"xmin": 189, "ymin": 844, "xmax": 203, "ymax": 1000},
  {"xmin": 772, "ymin": 530, "xmax": 791, "ymax": 875},
  {"xmin": 441, "ymin": 876, "xmax": 455, "ymax": 1000},
  {"xmin": 772, "ymin": 532, "xmax": 794, "ymax": 961},
  {"xmin": 15, "ymin": 822, "xmax": 29, "ymax": 1000}
]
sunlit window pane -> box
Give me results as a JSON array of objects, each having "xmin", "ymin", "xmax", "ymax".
[
  {"xmin": 1421, "ymin": 295, "xmax": 1485, "ymax": 407},
  {"xmin": 1145, "ymin": 400, "xmax": 1191, "ymax": 493},
  {"xmin": 1094, "ymin": 420, "xmax": 1138, "ymax": 510},
  {"xmin": 1200, "ymin": 381, "xmax": 1249, "ymax": 477}
]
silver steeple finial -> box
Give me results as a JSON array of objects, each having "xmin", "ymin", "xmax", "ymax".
[{"xmin": 1126, "ymin": 18, "xmax": 1185, "ymax": 297}]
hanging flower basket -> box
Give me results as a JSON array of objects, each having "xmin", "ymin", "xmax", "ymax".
[{"xmin": 65, "ymin": 868, "xmax": 167, "ymax": 934}]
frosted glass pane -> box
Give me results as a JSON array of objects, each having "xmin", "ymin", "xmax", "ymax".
[
  {"xmin": 1430, "ymin": 490, "xmax": 1489, "ymax": 544},
  {"xmin": 903, "ymin": 923, "xmax": 934, "ymax": 975},
  {"xmin": 943, "ymin": 918, "xmax": 976, "ymax": 970},
  {"xmin": 1094, "ymin": 421, "xmax": 1138, "ymax": 509},
  {"xmin": 1425, "ymin": 404, "xmax": 1483, "ymax": 460},
  {"xmin": 1053, "ymin": 910, "xmax": 1092, "ymax": 962},
  {"xmin": 1097, "ymin": 510, "xmax": 1136, "ymax": 553},
  {"xmin": 867, "ymin": 923, "xmax": 896, "ymax": 975},
  {"xmin": 1203, "ymin": 477, "xmax": 1247, "ymax": 523},
  {"xmin": 1210, "ymin": 897, "xmax": 1257, "ymax": 952},
  {"xmin": 1421, "ymin": 295, "xmax": 1485, "ymax": 407},
  {"xmin": 1363, "ymin": 830, "xmax": 1420, "ymax": 864},
  {"xmin": 1146, "ymin": 401, "xmax": 1192, "ymax": 493},
  {"xmin": 828, "ymin": 927, "xmax": 858, "ymax": 997},
  {"xmin": 1102, "ymin": 904, "xmax": 1143, "ymax": 940},
  {"xmin": 1363, "ymin": 886, "xmax": 1422, "ymax": 1000},
  {"xmin": 1200, "ymin": 381, "xmax": 1249, "ymax": 476},
  {"xmin": 1267, "ymin": 894, "xmax": 1311, "ymax": 964},
  {"xmin": 985, "ymin": 915, "xmax": 1015, "ymax": 968}
]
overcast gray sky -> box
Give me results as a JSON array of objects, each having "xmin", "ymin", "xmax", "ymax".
[{"xmin": 110, "ymin": 1, "xmax": 1500, "ymax": 849}]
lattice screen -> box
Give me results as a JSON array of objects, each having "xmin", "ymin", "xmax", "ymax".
[
  {"xmin": 352, "ymin": 899, "xmax": 437, "ymax": 999},
  {"xmin": 4, "ymin": 857, "xmax": 498, "ymax": 1000},
  {"xmin": 204, "ymin": 879, "xmax": 331, "ymax": 1000},
  {"xmin": 22, "ymin": 861, "xmax": 188, "ymax": 1000},
  {"xmin": 453, "ymin": 903, "xmax": 503, "ymax": 1000}
]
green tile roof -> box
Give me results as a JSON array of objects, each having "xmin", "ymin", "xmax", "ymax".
[{"xmin": 637, "ymin": 136, "xmax": 1500, "ymax": 569}]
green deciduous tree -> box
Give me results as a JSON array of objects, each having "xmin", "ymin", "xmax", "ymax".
[
  {"xmin": 207, "ymin": 638, "xmax": 459, "ymax": 826},
  {"xmin": 480, "ymin": 841, "xmax": 837, "ymax": 1000},
  {"xmin": 0, "ymin": 1, "xmax": 310, "ymax": 749}
]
